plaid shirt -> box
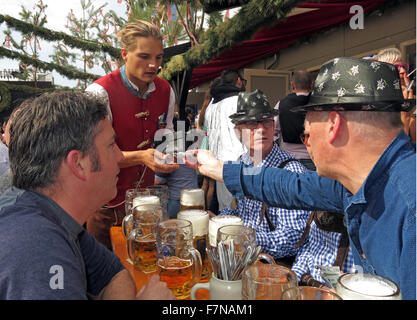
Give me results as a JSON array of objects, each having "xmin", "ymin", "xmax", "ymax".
[
  {"xmin": 220, "ymin": 143, "xmax": 356, "ymax": 284},
  {"xmin": 220, "ymin": 144, "xmax": 310, "ymax": 259},
  {"xmin": 292, "ymin": 222, "xmax": 356, "ymax": 284}
]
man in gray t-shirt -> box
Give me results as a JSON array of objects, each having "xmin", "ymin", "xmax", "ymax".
[
  {"xmin": 0, "ymin": 91, "xmax": 175, "ymax": 300},
  {"xmin": 155, "ymin": 164, "xmax": 198, "ymax": 218}
]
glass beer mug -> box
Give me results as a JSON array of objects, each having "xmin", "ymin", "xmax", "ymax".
[
  {"xmin": 180, "ymin": 188, "xmax": 205, "ymax": 211},
  {"xmin": 147, "ymin": 185, "xmax": 169, "ymax": 220},
  {"xmin": 126, "ymin": 204, "xmax": 162, "ymax": 273},
  {"xmin": 177, "ymin": 209, "xmax": 211, "ymax": 282},
  {"xmin": 156, "ymin": 219, "xmax": 202, "ymax": 300},
  {"xmin": 124, "ymin": 188, "xmax": 150, "ymax": 216},
  {"xmin": 208, "ymin": 215, "xmax": 243, "ymax": 248},
  {"xmin": 281, "ymin": 286, "xmax": 343, "ymax": 300},
  {"xmin": 336, "ymin": 273, "xmax": 401, "ymax": 300},
  {"xmin": 122, "ymin": 194, "xmax": 160, "ymax": 238},
  {"xmin": 242, "ymin": 264, "xmax": 298, "ymax": 300},
  {"xmin": 217, "ymin": 225, "xmax": 276, "ymax": 265}
]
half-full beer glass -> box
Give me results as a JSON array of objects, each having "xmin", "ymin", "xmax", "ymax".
[
  {"xmin": 126, "ymin": 204, "xmax": 162, "ymax": 273},
  {"xmin": 177, "ymin": 209, "xmax": 211, "ymax": 282},
  {"xmin": 242, "ymin": 264, "xmax": 297, "ymax": 300},
  {"xmin": 156, "ymin": 219, "xmax": 202, "ymax": 299},
  {"xmin": 208, "ymin": 215, "xmax": 243, "ymax": 248},
  {"xmin": 180, "ymin": 188, "xmax": 205, "ymax": 211}
]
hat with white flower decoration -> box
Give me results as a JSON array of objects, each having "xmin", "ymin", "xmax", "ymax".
[
  {"xmin": 292, "ymin": 57, "xmax": 415, "ymax": 112},
  {"xmin": 230, "ymin": 89, "xmax": 279, "ymax": 123}
]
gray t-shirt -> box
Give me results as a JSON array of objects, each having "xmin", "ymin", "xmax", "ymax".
[
  {"xmin": 0, "ymin": 187, "xmax": 124, "ymax": 299},
  {"xmin": 155, "ymin": 164, "xmax": 198, "ymax": 200}
]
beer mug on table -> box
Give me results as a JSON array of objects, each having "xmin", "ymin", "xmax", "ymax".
[
  {"xmin": 242, "ymin": 264, "xmax": 297, "ymax": 300},
  {"xmin": 281, "ymin": 286, "xmax": 342, "ymax": 300},
  {"xmin": 336, "ymin": 273, "xmax": 401, "ymax": 300},
  {"xmin": 208, "ymin": 215, "xmax": 243, "ymax": 248},
  {"xmin": 180, "ymin": 188, "xmax": 205, "ymax": 211},
  {"xmin": 217, "ymin": 225, "xmax": 276, "ymax": 265},
  {"xmin": 147, "ymin": 185, "xmax": 169, "ymax": 220},
  {"xmin": 177, "ymin": 209, "xmax": 211, "ymax": 282},
  {"xmin": 156, "ymin": 219, "xmax": 202, "ymax": 300},
  {"xmin": 122, "ymin": 193, "xmax": 160, "ymax": 238},
  {"xmin": 126, "ymin": 204, "xmax": 162, "ymax": 273},
  {"xmin": 124, "ymin": 188, "xmax": 150, "ymax": 215}
]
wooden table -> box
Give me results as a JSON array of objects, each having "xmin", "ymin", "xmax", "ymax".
[{"xmin": 110, "ymin": 226, "xmax": 209, "ymax": 300}]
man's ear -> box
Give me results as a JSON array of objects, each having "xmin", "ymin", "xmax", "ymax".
[
  {"xmin": 121, "ymin": 48, "xmax": 128, "ymax": 63},
  {"xmin": 66, "ymin": 150, "xmax": 88, "ymax": 181},
  {"xmin": 328, "ymin": 111, "xmax": 343, "ymax": 144}
]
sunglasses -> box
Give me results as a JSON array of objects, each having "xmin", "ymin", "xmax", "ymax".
[
  {"xmin": 394, "ymin": 63, "xmax": 410, "ymax": 73},
  {"xmin": 300, "ymin": 132, "xmax": 310, "ymax": 145},
  {"xmin": 240, "ymin": 77, "xmax": 247, "ymax": 86},
  {"xmin": 237, "ymin": 119, "xmax": 274, "ymax": 129}
]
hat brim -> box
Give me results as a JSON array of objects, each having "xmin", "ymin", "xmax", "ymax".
[
  {"xmin": 291, "ymin": 99, "xmax": 415, "ymax": 113},
  {"xmin": 230, "ymin": 109, "xmax": 279, "ymax": 123}
]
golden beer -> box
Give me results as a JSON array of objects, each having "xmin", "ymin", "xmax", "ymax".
[
  {"xmin": 157, "ymin": 256, "xmax": 194, "ymax": 300},
  {"xmin": 130, "ymin": 237, "xmax": 157, "ymax": 273},
  {"xmin": 177, "ymin": 209, "xmax": 211, "ymax": 282},
  {"xmin": 127, "ymin": 205, "xmax": 161, "ymax": 272},
  {"xmin": 180, "ymin": 189, "xmax": 205, "ymax": 212}
]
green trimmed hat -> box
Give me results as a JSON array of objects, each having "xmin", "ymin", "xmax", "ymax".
[
  {"xmin": 292, "ymin": 57, "xmax": 415, "ymax": 112},
  {"xmin": 229, "ymin": 89, "xmax": 279, "ymax": 123}
]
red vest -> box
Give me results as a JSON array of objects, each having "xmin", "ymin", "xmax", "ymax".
[{"xmin": 95, "ymin": 69, "xmax": 171, "ymax": 208}]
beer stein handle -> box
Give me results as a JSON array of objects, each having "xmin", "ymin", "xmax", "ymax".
[
  {"xmin": 256, "ymin": 253, "xmax": 276, "ymax": 265},
  {"xmin": 190, "ymin": 282, "xmax": 209, "ymax": 300},
  {"xmin": 189, "ymin": 247, "xmax": 202, "ymax": 286},
  {"xmin": 122, "ymin": 214, "xmax": 133, "ymax": 238},
  {"xmin": 126, "ymin": 229, "xmax": 136, "ymax": 262}
]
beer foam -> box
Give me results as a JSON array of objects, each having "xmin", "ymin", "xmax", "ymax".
[
  {"xmin": 180, "ymin": 189, "xmax": 204, "ymax": 206},
  {"xmin": 133, "ymin": 195, "xmax": 160, "ymax": 208},
  {"xmin": 208, "ymin": 215, "xmax": 243, "ymax": 247},
  {"xmin": 343, "ymin": 277, "xmax": 396, "ymax": 296},
  {"xmin": 177, "ymin": 210, "xmax": 208, "ymax": 237}
]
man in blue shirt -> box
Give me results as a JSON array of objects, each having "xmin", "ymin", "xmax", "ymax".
[
  {"xmin": 186, "ymin": 57, "xmax": 416, "ymax": 299},
  {"xmin": 0, "ymin": 91, "xmax": 175, "ymax": 300}
]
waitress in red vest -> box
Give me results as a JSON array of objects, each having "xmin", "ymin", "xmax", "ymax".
[{"xmin": 86, "ymin": 20, "xmax": 179, "ymax": 250}]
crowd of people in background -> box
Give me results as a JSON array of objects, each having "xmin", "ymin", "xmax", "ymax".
[{"xmin": 0, "ymin": 18, "xmax": 415, "ymax": 300}]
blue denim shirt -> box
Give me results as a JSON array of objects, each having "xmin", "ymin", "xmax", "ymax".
[{"xmin": 224, "ymin": 131, "xmax": 416, "ymax": 299}]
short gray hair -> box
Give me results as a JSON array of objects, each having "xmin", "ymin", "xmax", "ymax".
[
  {"xmin": 375, "ymin": 47, "xmax": 403, "ymax": 64},
  {"xmin": 9, "ymin": 90, "xmax": 108, "ymax": 190}
]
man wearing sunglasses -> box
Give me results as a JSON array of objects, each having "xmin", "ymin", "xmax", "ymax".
[{"xmin": 187, "ymin": 57, "xmax": 416, "ymax": 299}]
